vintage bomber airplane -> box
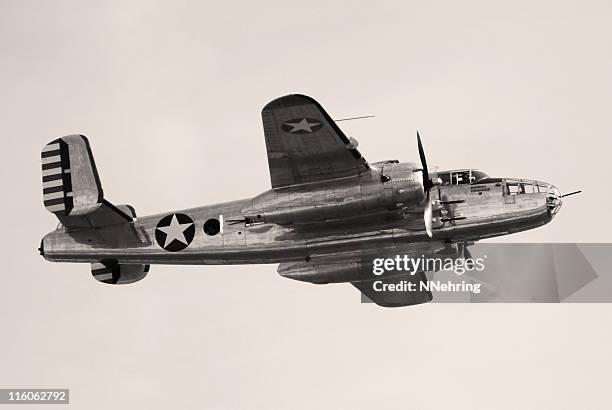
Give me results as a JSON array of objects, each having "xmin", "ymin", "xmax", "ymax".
[{"xmin": 39, "ymin": 94, "xmax": 574, "ymax": 307}]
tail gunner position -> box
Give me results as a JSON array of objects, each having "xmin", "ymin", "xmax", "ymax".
[{"xmin": 39, "ymin": 94, "xmax": 578, "ymax": 307}]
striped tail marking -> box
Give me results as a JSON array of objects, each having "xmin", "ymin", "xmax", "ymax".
[{"xmin": 42, "ymin": 139, "xmax": 73, "ymax": 214}]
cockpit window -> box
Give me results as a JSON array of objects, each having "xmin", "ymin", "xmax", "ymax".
[
  {"xmin": 471, "ymin": 170, "xmax": 489, "ymax": 183},
  {"xmin": 436, "ymin": 169, "xmax": 490, "ymax": 186},
  {"xmin": 453, "ymin": 171, "xmax": 471, "ymax": 185},
  {"xmin": 522, "ymin": 184, "xmax": 536, "ymax": 194},
  {"xmin": 504, "ymin": 179, "xmax": 545, "ymax": 195},
  {"xmin": 438, "ymin": 172, "xmax": 451, "ymax": 185},
  {"xmin": 507, "ymin": 183, "xmax": 523, "ymax": 195}
]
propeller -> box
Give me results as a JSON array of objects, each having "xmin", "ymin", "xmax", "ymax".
[{"xmin": 417, "ymin": 132, "xmax": 438, "ymax": 238}]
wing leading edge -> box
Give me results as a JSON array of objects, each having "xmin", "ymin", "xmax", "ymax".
[{"xmin": 261, "ymin": 94, "xmax": 369, "ymax": 188}]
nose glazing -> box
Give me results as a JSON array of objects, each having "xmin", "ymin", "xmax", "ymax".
[{"xmin": 541, "ymin": 182, "xmax": 562, "ymax": 217}]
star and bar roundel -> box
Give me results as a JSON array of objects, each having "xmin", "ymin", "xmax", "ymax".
[
  {"xmin": 155, "ymin": 213, "xmax": 195, "ymax": 252},
  {"xmin": 281, "ymin": 118, "xmax": 323, "ymax": 134}
]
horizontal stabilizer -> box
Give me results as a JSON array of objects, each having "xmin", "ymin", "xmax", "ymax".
[
  {"xmin": 91, "ymin": 260, "xmax": 149, "ymax": 285},
  {"xmin": 58, "ymin": 200, "xmax": 134, "ymax": 230}
]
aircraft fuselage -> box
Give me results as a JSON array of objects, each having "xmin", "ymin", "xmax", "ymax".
[{"xmin": 41, "ymin": 162, "xmax": 559, "ymax": 266}]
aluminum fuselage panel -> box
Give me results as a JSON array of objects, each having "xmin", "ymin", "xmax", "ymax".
[{"xmin": 42, "ymin": 174, "xmax": 553, "ymax": 265}]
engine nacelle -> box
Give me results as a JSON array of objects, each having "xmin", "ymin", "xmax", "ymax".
[
  {"xmin": 91, "ymin": 260, "xmax": 149, "ymax": 285},
  {"xmin": 242, "ymin": 165, "xmax": 424, "ymax": 225}
]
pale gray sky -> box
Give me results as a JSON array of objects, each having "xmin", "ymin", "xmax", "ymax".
[{"xmin": 1, "ymin": 1, "xmax": 611, "ymax": 409}]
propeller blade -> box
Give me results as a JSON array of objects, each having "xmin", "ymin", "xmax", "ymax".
[
  {"xmin": 417, "ymin": 131, "xmax": 430, "ymax": 191},
  {"xmin": 463, "ymin": 246, "xmax": 473, "ymax": 260},
  {"xmin": 418, "ymin": 132, "xmax": 434, "ymax": 238},
  {"xmin": 424, "ymin": 192, "xmax": 433, "ymax": 238}
]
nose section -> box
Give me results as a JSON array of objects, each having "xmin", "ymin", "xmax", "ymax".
[{"xmin": 539, "ymin": 181, "xmax": 562, "ymax": 217}]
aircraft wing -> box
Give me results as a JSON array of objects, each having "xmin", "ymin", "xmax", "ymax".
[
  {"xmin": 261, "ymin": 94, "xmax": 370, "ymax": 188},
  {"xmin": 278, "ymin": 257, "xmax": 432, "ymax": 307},
  {"xmin": 278, "ymin": 241, "xmax": 447, "ymax": 307}
]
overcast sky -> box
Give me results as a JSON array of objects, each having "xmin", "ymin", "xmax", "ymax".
[{"xmin": 1, "ymin": 1, "xmax": 611, "ymax": 409}]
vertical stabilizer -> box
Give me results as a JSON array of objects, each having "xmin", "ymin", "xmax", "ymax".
[{"xmin": 41, "ymin": 135, "xmax": 103, "ymax": 216}]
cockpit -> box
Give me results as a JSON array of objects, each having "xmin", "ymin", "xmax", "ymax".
[
  {"xmin": 435, "ymin": 169, "xmax": 490, "ymax": 186},
  {"xmin": 436, "ymin": 170, "xmax": 560, "ymax": 195}
]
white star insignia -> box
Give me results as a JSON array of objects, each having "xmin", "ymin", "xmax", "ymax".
[
  {"xmin": 285, "ymin": 118, "xmax": 321, "ymax": 133},
  {"xmin": 157, "ymin": 214, "xmax": 194, "ymax": 247}
]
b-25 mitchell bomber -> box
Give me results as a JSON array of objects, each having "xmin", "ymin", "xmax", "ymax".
[{"xmin": 39, "ymin": 94, "xmax": 577, "ymax": 307}]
